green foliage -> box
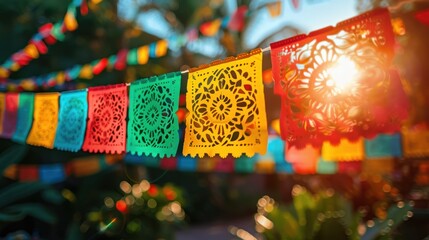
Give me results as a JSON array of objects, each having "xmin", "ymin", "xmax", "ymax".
[
  {"xmin": 0, "ymin": 182, "xmax": 63, "ymax": 227},
  {"xmin": 0, "ymin": 182, "xmax": 60, "ymax": 208},
  {"xmin": 362, "ymin": 202, "xmax": 413, "ymax": 240},
  {"xmin": 122, "ymin": 183, "xmax": 186, "ymax": 239},
  {"xmin": 0, "ymin": 145, "xmax": 27, "ymax": 173},
  {"xmin": 0, "ymin": 203, "xmax": 56, "ymax": 224},
  {"xmin": 70, "ymin": 179, "xmax": 187, "ymax": 240},
  {"xmin": 256, "ymin": 186, "xmax": 412, "ymax": 240}
]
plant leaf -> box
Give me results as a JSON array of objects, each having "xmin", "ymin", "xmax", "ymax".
[
  {"xmin": 0, "ymin": 182, "xmax": 50, "ymax": 208},
  {"xmin": 0, "ymin": 145, "xmax": 28, "ymax": 173},
  {"xmin": 2, "ymin": 203, "xmax": 56, "ymax": 224}
]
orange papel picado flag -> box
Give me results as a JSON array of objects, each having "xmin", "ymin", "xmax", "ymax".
[
  {"xmin": 26, "ymin": 93, "xmax": 60, "ymax": 149},
  {"xmin": 183, "ymin": 49, "xmax": 268, "ymax": 158}
]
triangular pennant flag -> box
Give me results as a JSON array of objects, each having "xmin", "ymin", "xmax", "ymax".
[
  {"xmin": 137, "ymin": 45, "xmax": 149, "ymax": 64},
  {"xmin": 114, "ymin": 49, "xmax": 128, "ymax": 70},
  {"xmin": 30, "ymin": 39, "xmax": 48, "ymax": 54},
  {"xmin": 183, "ymin": 49, "xmax": 268, "ymax": 158},
  {"xmin": 64, "ymin": 10, "xmax": 78, "ymax": 31},
  {"xmin": 200, "ymin": 19, "xmax": 222, "ymax": 37},
  {"xmin": 127, "ymin": 72, "xmax": 181, "ymax": 157},
  {"xmin": 21, "ymin": 78, "xmax": 37, "ymax": 91},
  {"xmin": 80, "ymin": 0, "xmax": 89, "ymax": 15},
  {"xmin": 0, "ymin": 67, "xmax": 9, "ymax": 78},
  {"xmin": 54, "ymin": 90, "xmax": 88, "ymax": 152},
  {"xmin": 267, "ymin": 2, "xmax": 282, "ymax": 17},
  {"xmin": 23, "ymin": 43, "xmax": 39, "ymax": 59},
  {"xmin": 82, "ymin": 84, "xmax": 128, "ymax": 153},
  {"xmin": 56, "ymin": 72, "xmax": 66, "ymax": 85},
  {"xmin": 67, "ymin": 65, "xmax": 82, "ymax": 80},
  {"xmin": 2, "ymin": 60, "xmax": 13, "ymax": 68},
  {"xmin": 92, "ymin": 58, "xmax": 108, "ymax": 75},
  {"xmin": 79, "ymin": 64, "xmax": 93, "ymax": 79},
  {"xmin": 107, "ymin": 55, "xmax": 117, "ymax": 67},
  {"xmin": 44, "ymin": 34, "xmax": 57, "ymax": 45},
  {"xmin": 155, "ymin": 40, "xmax": 168, "ymax": 57},
  {"xmin": 291, "ymin": 0, "xmax": 300, "ymax": 9},
  {"xmin": 126, "ymin": 49, "xmax": 138, "ymax": 65},
  {"xmin": 227, "ymin": 6, "xmax": 248, "ymax": 31},
  {"xmin": 16, "ymin": 55, "xmax": 29, "ymax": 67},
  {"xmin": 38, "ymin": 23, "xmax": 54, "ymax": 40},
  {"xmin": 51, "ymin": 23, "xmax": 65, "ymax": 41},
  {"xmin": 26, "ymin": 93, "xmax": 60, "ymax": 149}
]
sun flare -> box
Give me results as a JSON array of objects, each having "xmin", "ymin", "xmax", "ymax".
[{"xmin": 327, "ymin": 56, "xmax": 359, "ymax": 92}]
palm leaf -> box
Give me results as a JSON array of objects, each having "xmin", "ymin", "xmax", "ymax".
[
  {"xmin": 2, "ymin": 203, "xmax": 56, "ymax": 224},
  {"xmin": 0, "ymin": 182, "xmax": 50, "ymax": 208},
  {"xmin": 0, "ymin": 145, "xmax": 28, "ymax": 173}
]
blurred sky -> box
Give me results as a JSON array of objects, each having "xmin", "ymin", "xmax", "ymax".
[{"xmin": 117, "ymin": 0, "xmax": 359, "ymax": 51}]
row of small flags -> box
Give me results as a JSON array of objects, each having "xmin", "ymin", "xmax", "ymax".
[
  {"xmin": 3, "ymin": 154, "xmax": 122, "ymax": 184},
  {"xmin": 0, "ymin": 0, "xmax": 88, "ymax": 78},
  {"xmin": 0, "ymin": 40, "xmax": 168, "ymax": 91},
  {"xmin": 3, "ymin": 134, "xmax": 429, "ymax": 183},
  {"xmin": 2, "ymin": 0, "xmax": 306, "ymax": 87},
  {"xmin": 0, "ymin": 0, "xmax": 249, "ymax": 91},
  {"xmin": 127, "ymin": 132, "xmax": 429, "ymax": 174}
]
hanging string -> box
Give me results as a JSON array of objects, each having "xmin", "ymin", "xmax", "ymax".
[
  {"xmin": 178, "ymin": 46, "xmax": 271, "ymax": 74},
  {"xmin": 0, "ymin": 2, "xmax": 267, "ymax": 91},
  {"xmin": 149, "ymin": 170, "xmax": 169, "ymax": 184},
  {"xmin": 2, "ymin": 40, "xmax": 267, "ymax": 90},
  {"xmin": 0, "ymin": 3, "xmax": 253, "ymax": 91},
  {"xmin": 1, "ymin": 40, "xmax": 168, "ymax": 91}
]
